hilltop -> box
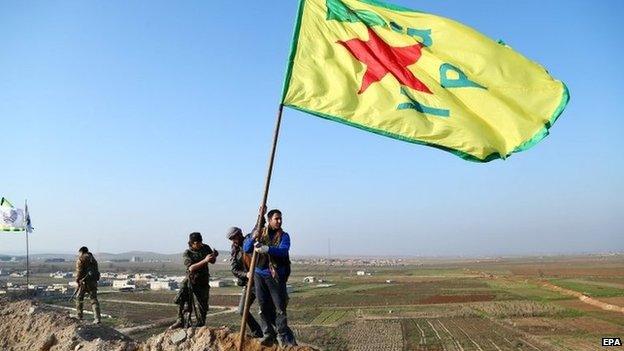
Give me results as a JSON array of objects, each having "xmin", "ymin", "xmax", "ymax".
[{"xmin": 0, "ymin": 297, "xmax": 317, "ymax": 351}]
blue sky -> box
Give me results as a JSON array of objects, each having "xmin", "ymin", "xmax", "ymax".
[{"xmin": 1, "ymin": 0, "xmax": 622, "ymax": 256}]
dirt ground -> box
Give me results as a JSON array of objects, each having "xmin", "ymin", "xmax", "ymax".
[
  {"xmin": 0, "ymin": 297, "xmax": 318, "ymax": 351},
  {"xmin": 600, "ymin": 296, "xmax": 624, "ymax": 306},
  {"xmin": 509, "ymin": 316, "xmax": 624, "ymax": 335},
  {"xmin": 0, "ymin": 298, "xmax": 138, "ymax": 351}
]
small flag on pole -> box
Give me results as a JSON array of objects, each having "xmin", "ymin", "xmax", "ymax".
[{"xmin": 25, "ymin": 200, "xmax": 33, "ymax": 233}]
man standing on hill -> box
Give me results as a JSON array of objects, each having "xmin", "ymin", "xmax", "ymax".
[
  {"xmin": 74, "ymin": 246, "xmax": 101, "ymax": 324},
  {"xmin": 243, "ymin": 208, "xmax": 296, "ymax": 347},
  {"xmin": 170, "ymin": 232, "xmax": 218, "ymax": 329},
  {"xmin": 227, "ymin": 226, "xmax": 263, "ymax": 338}
]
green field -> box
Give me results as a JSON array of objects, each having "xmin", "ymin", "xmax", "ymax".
[
  {"xmin": 2, "ymin": 254, "xmax": 623, "ymax": 350},
  {"xmin": 548, "ymin": 278, "xmax": 624, "ymax": 297}
]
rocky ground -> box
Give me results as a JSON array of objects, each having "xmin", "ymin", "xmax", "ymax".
[{"xmin": 0, "ymin": 297, "xmax": 318, "ymax": 351}]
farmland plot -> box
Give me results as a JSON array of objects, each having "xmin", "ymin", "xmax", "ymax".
[
  {"xmin": 310, "ymin": 309, "xmax": 352, "ymax": 325},
  {"xmin": 347, "ymin": 320, "xmax": 403, "ymax": 351},
  {"xmin": 402, "ymin": 317, "xmax": 550, "ymax": 351}
]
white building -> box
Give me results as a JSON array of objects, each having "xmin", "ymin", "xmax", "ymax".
[
  {"xmin": 134, "ymin": 273, "xmax": 154, "ymax": 281},
  {"xmin": 356, "ymin": 271, "xmax": 366, "ymax": 276},
  {"xmin": 46, "ymin": 284, "xmax": 69, "ymax": 293},
  {"xmin": 49, "ymin": 271, "xmax": 73, "ymax": 279},
  {"xmin": 112, "ymin": 279, "xmax": 136, "ymax": 290},
  {"xmin": 166, "ymin": 276, "xmax": 187, "ymax": 283},
  {"xmin": 150, "ymin": 281, "xmax": 176, "ymax": 291},
  {"xmin": 209, "ymin": 279, "xmax": 233, "ymax": 288},
  {"xmin": 101, "ymin": 272, "xmax": 117, "ymax": 279},
  {"xmin": 303, "ymin": 276, "xmax": 316, "ymax": 283}
]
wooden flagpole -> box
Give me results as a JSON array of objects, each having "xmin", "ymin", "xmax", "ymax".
[{"xmin": 238, "ymin": 104, "xmax": 284, "ymax": 350}]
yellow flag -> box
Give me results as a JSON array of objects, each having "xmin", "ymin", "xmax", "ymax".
[{"xmin": 281, "ymin": 0, "xmax": 569, "ymax": 162}]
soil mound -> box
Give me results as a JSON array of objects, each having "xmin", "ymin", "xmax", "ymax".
[
  {"xmin": 143, "ymin": 327, "xmax": 317, "ymax": 351},
  {"xmin": 0, "ymin": 298, "xmax": 317, "ymax": 351},
  {"xmin": 0, "ymin": 298, "xmax": 137, "ymax": 351}
]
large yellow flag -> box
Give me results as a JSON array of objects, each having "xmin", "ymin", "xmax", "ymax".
[{"xmin": 281, "ymin": 0, "xmax": 569, "ymax": 162}]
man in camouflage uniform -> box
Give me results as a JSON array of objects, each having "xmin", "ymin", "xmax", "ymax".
[
  {"xmin": 227, "ymin": 226, "xmax": 263, "ymax": 338},
  {"xmin": 74, "ymin": 246, "xmax": 101, "ymax": 324},
  {"xmin": 170, "ymin": 232, "xmax": 218, "ymax": 328}
]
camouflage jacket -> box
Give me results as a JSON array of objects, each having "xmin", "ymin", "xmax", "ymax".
[
  {"xmin": 183, "ymin": 244, "xmax": 214, "ymax": 287},
  {"xmin": 75, "ymin": 252, "xmax": 99, "ymax": 283},
  {"xmin": 230, "ymin": 234, "xmax": 252, "ymax": 286}
]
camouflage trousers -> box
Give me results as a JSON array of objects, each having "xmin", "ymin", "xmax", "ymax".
[{"xmin": 76, "ymin": 282, "xmax": 100, "ymax": 320}]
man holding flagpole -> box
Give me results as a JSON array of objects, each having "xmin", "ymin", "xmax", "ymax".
[{"xmin": 243, "ymin": 208, "xmax": 296, "ymax": 347}]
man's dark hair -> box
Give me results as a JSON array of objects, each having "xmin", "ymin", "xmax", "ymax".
[
  {"xmin": 267, "ymin": 209, "xmax": 282, "ymax": 220},
  {"xmin": 78, "ymin": 246, "xmax": 89, "ymax": 254}
]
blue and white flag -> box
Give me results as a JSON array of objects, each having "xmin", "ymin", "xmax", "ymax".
[{"xmin": 1, "ymin": 197, "xmax": 26, "ymax": 232}]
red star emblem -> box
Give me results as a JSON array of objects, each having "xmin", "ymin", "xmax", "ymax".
[{"xmin": 338, "ymin": 28, "xmax": 432, "ymax": 95}]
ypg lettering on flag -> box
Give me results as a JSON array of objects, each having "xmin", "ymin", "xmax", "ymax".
[{"xmin": 328, "ymin": 0, "xmax": 485, "ymax": 118}]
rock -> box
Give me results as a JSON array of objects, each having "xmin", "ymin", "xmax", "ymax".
[
  {"xmin": 28, "ymin": 306, "xmax": 37, "ymax": 315},
  {"xmin": 39, "ymin": 333, "xmax": 57, "ymax": 351},
  {"xmin": 170, "ymin": 329, "xmax": 187, "ymax": 345}
]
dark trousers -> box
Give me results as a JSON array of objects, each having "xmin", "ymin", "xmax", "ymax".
[
  {"xmin": 237, "ymin": 286, "xmax": 263, "ymax": 337},
  {"xmin": 177, "ymin": 284, "xmax": 209, "ymax": 326},
  {"xmin": 192, "ymin": 286, "xmax": 209, "ymax": 325},
  {"xmin": 254, "ymin": 272, "xmax": 295, "ymax": 343}
]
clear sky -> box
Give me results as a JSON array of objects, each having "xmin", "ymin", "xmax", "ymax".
[{"xmin": 1, "ymin": 0, "xmax": 622, "ymax": 257}]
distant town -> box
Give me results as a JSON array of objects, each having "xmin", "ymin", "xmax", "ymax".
[{"xmin": 0, "ymin": 253, "xmax": 413, "ymax": 297}]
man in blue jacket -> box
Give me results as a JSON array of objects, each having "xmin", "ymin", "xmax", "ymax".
[{"xmin": 243, "ymin": 208, "xmax": 296, "ymax": 347}]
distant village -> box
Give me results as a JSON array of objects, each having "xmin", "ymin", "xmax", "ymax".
[
  {"xmin": 291, "ymin": 257, "xmax": 406, "ymax": 266},
  {"xmin": 0, "ymin": 268, "xmax": 238, "ymax": 296},
  {"xmin": 0, "ymin": 253, "xmax": 238, "ymax": 296},
  {"xmin": 0, "ymin": 254, "xmax": 408, "ymax": 296}
]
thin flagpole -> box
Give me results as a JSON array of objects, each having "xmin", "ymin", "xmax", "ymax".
[
  {"xmin": 24, "ymin": 199, "xmax": 32, "ymax": 298},
  {"xmin": 238, "ymin": 104, "xmax": 284, "ymax": 350},
  {"xmin": 26, "ymin": 207, "xmax": 29, "ymax": 297}
]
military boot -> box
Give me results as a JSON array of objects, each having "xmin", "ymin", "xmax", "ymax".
[
  {"xmin": 76, "ymin": 302, "xmax": 84, "ymax": 321},
  {"xmin": 92, "ymin": 305, "xmax": 101, "ymax": 325},
  {"xmin": 169, "ymin": 317, "xmax": 185, "ymax": 329},
  {"xmin": 170, "ymin": 304, "xmax": 186, "ymax": 329},
  {"xmin": 259, "ymin": 334, "xmax": 276, "ymax": 347}
]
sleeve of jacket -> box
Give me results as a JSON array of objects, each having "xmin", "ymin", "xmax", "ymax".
[
  {"xmin": 183, "ymin": 250, "xmax": 192, "ymax": 268},
  {"xmin": 243, "ymin": 234, "xmax": 255, "ymax": 254},
  {"xmin": 268, "ymin": 233, "xmax": 290, "ymax": 257},
  {"xmin": 204, "ymin": 244, "xmax": 214, "ymax": 255},
  {"xmin": 230, "ymin": 248, "xmax": 248, "ymax": 281},
  {"xmin": 75, "ymin": 256, "xmax": 86, "ymax": 281},
  {"xmin": 204, "ymin": 244, "xmax": 216, "ymax": 263}
]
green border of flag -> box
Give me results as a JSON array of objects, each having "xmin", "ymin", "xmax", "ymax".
[{"xmin": 280, "ymin": 0, "xmax": 570, "ymax": 162}]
